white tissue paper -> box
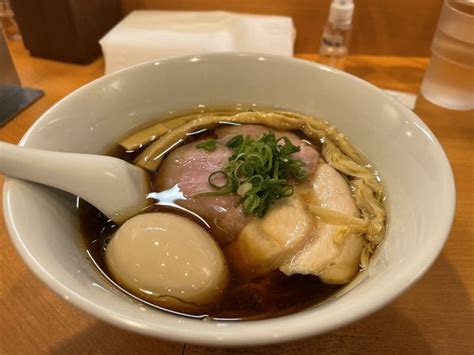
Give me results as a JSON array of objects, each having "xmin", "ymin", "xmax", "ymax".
[{"xmin": 100, "ymin": 10, "xmax": 296, "ymax": 74}]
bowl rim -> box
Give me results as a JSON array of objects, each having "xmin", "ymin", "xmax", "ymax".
[{"xmin": 3, "ymin": 52, "xmax": 456, "ymax": 347}]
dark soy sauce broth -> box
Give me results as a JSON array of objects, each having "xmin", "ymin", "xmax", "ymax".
[{"xmin": 78, "ymin": 121, "xmax": 342, "ymax": 321}]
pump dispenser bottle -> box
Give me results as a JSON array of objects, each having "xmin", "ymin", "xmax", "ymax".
[{"xmin": 319, "ymin": 0, "xmax": 354, "ymax": 69}]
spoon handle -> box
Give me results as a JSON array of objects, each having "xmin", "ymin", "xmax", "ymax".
[{"xmin": 0, "ymin": 141, "xmax": 150, "ymax": 221}]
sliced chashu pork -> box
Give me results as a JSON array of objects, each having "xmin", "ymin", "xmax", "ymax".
[
  {"xmin": 227, "ymin": 159, "xmax": 364, "ymax": 284},
  {"xmin": 154, "ymin": 124, "xmax": 319, "ymax": 244},
  {"xmin": 154, "ymin": 139, "xmax": 246, "ymax": 243},
  {"xmin": 225, "ymin": 193, "xmax": 312, "ymax": 278},
  {"xmin": 216, "ymin": 124, "xmax": 319, "ymax": 175},
  {"xmin": 281, "ymin": 160, "xmax": 365, "ymax": 284}
]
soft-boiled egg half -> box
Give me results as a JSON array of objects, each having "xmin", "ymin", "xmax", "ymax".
[{"xmin": 105, "ymin": 212, "xmax": 229, "ymax": 309}]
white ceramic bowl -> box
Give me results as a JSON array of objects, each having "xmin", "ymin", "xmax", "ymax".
[{"xmin": 3, "ymin": 53, "xmax": 455, "ymax": 347}]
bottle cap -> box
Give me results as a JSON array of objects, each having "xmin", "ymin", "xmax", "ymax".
[{"xmin": 328, "ymin": 0, "xmax": 355, "ymax": 25}]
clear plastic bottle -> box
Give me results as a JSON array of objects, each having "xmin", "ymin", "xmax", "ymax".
[{"xmin": 319, "ymin": 0, "xmax": 354, "ymax": 69}]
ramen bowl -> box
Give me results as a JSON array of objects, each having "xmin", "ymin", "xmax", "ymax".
[{"xmin": 2, "ymin": 53, "xmax": 455, "ymax": 346}]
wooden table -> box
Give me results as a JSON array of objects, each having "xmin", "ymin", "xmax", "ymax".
[{"xmin": 1, "ymin": 41, "xmax": 473, "ymax": 354}]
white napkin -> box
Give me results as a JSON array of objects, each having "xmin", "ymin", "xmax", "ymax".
[{"xmin": 100, "ymin": 10, "xmax": 296, "ymax": 74}]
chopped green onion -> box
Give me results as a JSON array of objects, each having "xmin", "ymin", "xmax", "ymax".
[
  {"xmin": 243, "ymin": 194, "xmax": 261, "ymax": 214},
  {"xmin": 226, "ymin": 135, "xmax": 243, "ymax": 149},
  {"xmin": 208, "ymin": 171, "xmax": 228, "ymax": 189},
  {"xmin": 237, "ymin": 182, "xmax": 253, "ymax": 197},
  {"xmin": 196, "ymin": 138, "xmax": 216, "ymax": 151},
  {"xmin": 194, "ymin": 131, "xmax": 309, "ymax": 217},
  {"xmin": 278, "ymin": 136, "xmax": 300, "ymax": 156}
]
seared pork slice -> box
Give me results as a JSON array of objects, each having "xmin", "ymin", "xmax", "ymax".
[
  {"xmin": 154, "ymin": 124, "xmax": 320, "ymax": 244},
  {"xmin": 154, "ymin": 140, "xmax": 248, "ymax": 243},
  {"xmin": 216, "ymin": 124, "xmax": 319, "ymax": 177},
  {"xmin": 280, "ymin": 160, "xmax": 364, "ymax": 284},
  {"xmin": 225, "ymin": 193, "xmax": 312, "ymax": 278},
  {"xmin": 228, "ymin": 158, "xmax": 364, "ymax": 284}
]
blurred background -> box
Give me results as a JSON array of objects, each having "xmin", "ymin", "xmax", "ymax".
[
  {"xmin": 119, "ymin": 0, "xmax": 443, "ymax": 56},
  {"xmin": 3, "ymin": 0, "xmax": 444, "ymax": 57}
]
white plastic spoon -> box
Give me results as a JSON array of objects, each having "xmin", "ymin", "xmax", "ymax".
[{"xmin": 0, "ymin": 141, "xmax": 151, "ymax": 223}]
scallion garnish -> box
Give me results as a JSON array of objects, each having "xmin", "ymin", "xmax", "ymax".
[
  {"xmin": 193, "ymin": 131, "xmax": 308, "ymax": 217},
  {"xmin": 196, "ymin": 138, "xmax": 216, "ymax": 151}
]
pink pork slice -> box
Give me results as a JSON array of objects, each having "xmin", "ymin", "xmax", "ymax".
[
  {"xmin": 216, "ymin": 124, "xmax": 319, "ymax": 175},
  {"xmin": 153, "ymin": 124, "xmax": 319, "ymax": 244}
]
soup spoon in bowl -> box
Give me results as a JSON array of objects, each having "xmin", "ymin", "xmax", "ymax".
[
  {"xmin": 0, "ymin": 141, "xmax": 151, "ymax": 223},
  {"xmin": 0, "ymin": 141, "xmax": 231, "ymax": 309}
]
